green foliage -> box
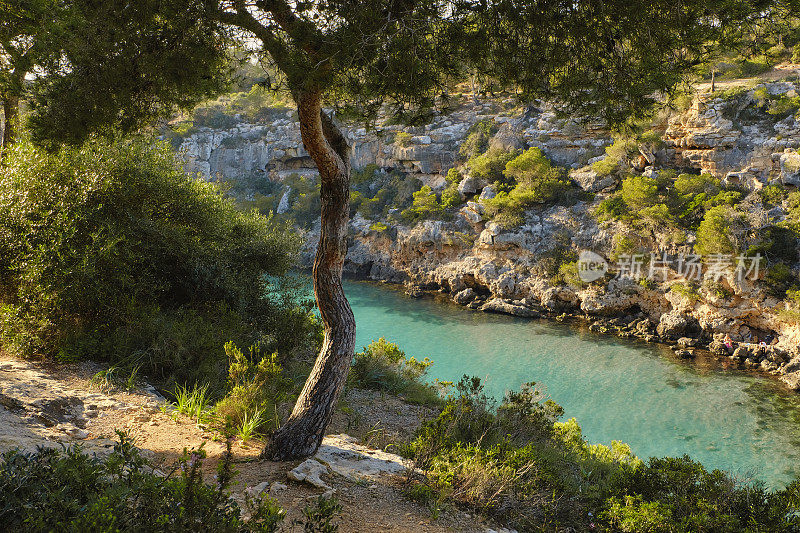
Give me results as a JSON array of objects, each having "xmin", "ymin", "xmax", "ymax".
[
  {"xmin": 458, "ymin": 120, "xmax": 498, "ymax": 160},
  {"xmin": 440, "ymin": 183, "xmax": 463, "ymax": 209},
  {"xmin": 747, "ymin": 226, "xmax": 798, "ymax": 266},
  {"xmin": 348, "ymin": 338, "xmax": 440, "ymax": 406},
  {"xmin": 481, "ymin": 148, "xmax": 571, "ymax": 227},
  {"xmin": 466, "ymin": 147, "xmax": 519, "ymax": 184},
  {"xmin": 768, "ymin": 263, "xmax": 800, "ymax": 300},
  {"xmin": 603, "ymin": 495, "xmax": 672, "ymax": 532},
  {"xmin": 592, "ymin": 138, "xmax": 639, "ymax": 177},
  {"xmin": 0, "ymin": 433, "xmax": 285, "ymax": 532},
  {"xmin": 401, "ymin": 185, "xmax": 446, "ymax": 222},
  {"xmin": 670, "ymin": 282, "xmax": 701, "ymax": 303},
  {"xmin": 173, "ymin": 383, "xmax": 212, "ymax": 423},
  {"xmin": 394, "ymin": 131, "xmax": 413, "ymax": 147},
  {"xmin": 781, "ymin": 289, "xmax": 800, "ymax": 325},
  {"xmin": 28, "ymin": 0, "xmax": 231, "ymax": 148},
  {"xmin": 302, "ymin": 495, "xmax": 343, "ymax": 533},
  {"xmin": 594, "ymin": 194, "xmax": 630, "ymax": 222},
  {"xmin": 695, "ymin": 205, "xmax": 746, "ymax": 256},
  {"xmin": 621, "ymin": 175, "xmax": 660, "ymax": 211},
  {"xmin": 760, "ymin": 184, "xmax": 789, "ymax": 207},
  {"xmin": 401, "ymin": 373, "xmax": 800, "ymax": 531},
  {"xmin": 214, "ymin": 341, "xmax": 291, "ymax": 438},
  {"xmin": 0, "ymin": 139, "xmax": 316, "ymax": 388}
]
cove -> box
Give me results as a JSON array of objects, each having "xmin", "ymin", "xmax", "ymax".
[{"xmin": 343, "ymin": 279, "xmax": 800, "ymax": 488}]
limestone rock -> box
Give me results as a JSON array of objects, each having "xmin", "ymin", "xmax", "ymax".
[
  {"xmin": 287, "ymin": 458, "xmax": 332, "ymax": 490},
  {"xmin": 458, "ymin": 175, "xmax": 486, "ymax": 196},
  {"xmin": 480, "ymin": 298, "xmax": 540, "ymax": 318},
  {"xmin": 453, "ymin": 288, "xmax": 476, "ymax": 305},
  {"xmin": 569, "ymin": 167, "xmax": 616, "ymax": 192}
]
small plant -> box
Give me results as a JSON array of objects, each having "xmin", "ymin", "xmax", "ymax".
[
  {"xmin": 348, "ymin": 338, "xmax": 440, "ymax": 406},
  {"xmin": 301, "ymin": 495, "xmax": 343, "ymax": 533},
  {"xmin": 0, "ymin": 431, "xmax": 285, "ymax": 531},
  {"xmin": 394, "ymin": 131, "xmax": 413, "ymax": 147},
  {"xmin": 237, "ymin": 408, "xmax": 266, "ymax": 444},
  {"xmin": 670, "ymin": 282, "xmax": 700, "ymax": 302},
  {"xmin": 173, "ymin": 382, "xmax": 211, "ymax": 422},
  {"xmin": 214, "ymin": 341, "xmax": 290, "ymax": 436}
]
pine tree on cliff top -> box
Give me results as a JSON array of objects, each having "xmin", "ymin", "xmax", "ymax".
[{"xmin": 23, "ymin": 0, "xmax": 776, "ymax": 460}]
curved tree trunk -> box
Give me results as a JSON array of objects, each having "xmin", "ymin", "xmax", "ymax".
[
  {"xmin": 263, "ymin": 90, "xmax": 356, "ymax": 461},
  {"xmin": 1, "ymin": 95, "xmax": 19, "ymax": 163}
]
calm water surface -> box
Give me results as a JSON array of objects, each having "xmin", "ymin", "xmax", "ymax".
[{"xmin": 343, "ymin": 279, "xmax": 800, "ymax": 488}]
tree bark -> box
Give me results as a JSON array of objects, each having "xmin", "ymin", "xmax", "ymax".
[
  {"xmin": 1, "ymin": 95, "xmax": 19, "ymax": 163},
  {"xmin": 263, "ymin": 90, "xmax": 356, "ymax": 461}
]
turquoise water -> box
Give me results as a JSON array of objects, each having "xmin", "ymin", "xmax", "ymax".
[{"xmin": 344, "ymin": 279, "xmax": 800, "ymax": 488}]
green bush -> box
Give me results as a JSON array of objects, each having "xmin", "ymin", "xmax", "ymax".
[
  {"xmin": 394, "ymin": 131, "xmax": 413, "ymax": 147},
  {"xmin": 695, "ymin": 205, "xmax": 746, "ymax": 256},
  {"xmin": 213, "ymin": 341, "xmax": 293, "ymax": 437},
  {"xmin": 440, "ymin": 183, "xmax": 463, "ymax": 209},
  {"xmin": 466, "ymin": 147, "xmax": 519, "ymax": 184},
  {"xmin": 348, "ymin": 338, "xmax": 440, "ymax": 406},
  {"xmin": 458, "ymin": 120, "xmax": 498, "ymax": 160},
  {"xmin": 0, "ymin": 139, "xmax": 316, "ymax": 387},
  {"xmin": 400, "ymin": 374, "xmax": 800, "ymax": 532},
  {"xmin": 594, "ymin": 194, "xmax": 630, "ymax": 222},
  {"xmin": 621, "ymin": 175, "xmax": 660, "ymax": 212},
  {"xmin": 0, "ymin": 433, "xmax": 285, "ymax": 532},
  {"xmin": 592, "ymin": 138, "xmax": 639, "ymax": 176},
  {"xmin": 480, "ymin": 148, "xmax": 571, "ymax": 227},
  {"xmin": 401, "ymin": 185, "xmax": 446, "ymax": 222}
]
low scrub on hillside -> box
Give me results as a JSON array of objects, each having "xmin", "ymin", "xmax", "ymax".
[
  {"xmin": 348, "ymin": 337, "xmax": 441, "ymax": 406},
  {"xmin": 401, "ymin": 375, "xmax": 800, "ymax": 532},
  {"xmin": 0, "ymin": 433, "xmax": 286, "ymax": 532},
  {"xmin": 0, "ymin": 139, "xmax": 319, "ymax": 389}
]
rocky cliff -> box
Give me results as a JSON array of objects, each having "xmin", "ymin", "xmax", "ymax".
[{"xmin": 174, "ymin": 82, "xmax": 800, "ymax": 390}]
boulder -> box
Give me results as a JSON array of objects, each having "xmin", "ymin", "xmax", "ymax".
[
  {"xmin": 780, "ymin": 150, "xmax": 800, "ymax": 187},
  {"xmin": 479, "ymin": 184, "xmax": 497, "ymax": 200},
  {"xmin": 708, "ymin": 340, "xmax": 730, "ymax": 356},
  {"xmin": 480, "ymin": 298, "xmax": 540, "ymax": 318},
  {"xmin": 656, "ymin": 311, "xmax": 689, "ymax": 339},
  {"xmin": 458, "ymin": 175, "xmax": 487, "ymax": 196},
  {"xmin": 569, "ymin": 167, "xmax": 617, "ymax": 193},
  {"xmin": 781, "ymin": 371, "xmax": 800, "ymax": 391},
  {"xmin": 453, "ymin": 288, "xmax": 476, "ymax": 305}
]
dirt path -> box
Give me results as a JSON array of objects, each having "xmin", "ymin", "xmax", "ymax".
[{"xmin": 0, "ymin": 355, "xmax": 509, "ymax": 532}]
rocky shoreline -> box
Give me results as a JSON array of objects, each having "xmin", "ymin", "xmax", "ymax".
[
  {"xmin": 172, "ymin": 79, "xmax": 800, "ymax": 393},
  {"xmin": 343, "ymin": 271, "xmax": 796, "ymax": 388}
]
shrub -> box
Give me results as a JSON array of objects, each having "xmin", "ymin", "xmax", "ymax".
[
  {"xmin": 466, "ymin": 147, "xmax": 519, "ymax": 184},
  {"xmin": 401, "ymin": 185, "xmax": 446, "ymax": 222},
  {"xmin": 0, "ymin": 139, "xmax": 316, "ymax": 387},
  {"xmin": 213, "ymin": 341, "xmax": 292, "ymax": 437},
  {"xmin": 394, "ymin": 131, "xmax": 413, "ymax": 147},
  {"xmin": 440, "ymin": 183, "xmax": 463, "ymax": 209},
  {"xmin": 348, "ymin": 338, "xmax": 440, "ymax": 406},
  {"xmin": 458, "ymin": 120, "xmax": 498, "ymax": 160},
  {"xmin": 594, "ymin": 194, "xmax": 630, "ymax": 222},
  {"xmin": 670, "ymin": 282, "xmax": 700, "ymax": 302},
  {"xmin": 592, "ymin": 138, "xmax": 639, "ymax": 176},
  {"xmin": 621, "ymin": 175, "xmax": 660, "ymax": 212},
  {"xmin": 695, "ymin": 205, "xmax": 746, "ymax": 256},
  {"xmin": 0, "ymin": 433, "xmax": 285, "ymax": 532},
  {"xmin": 760, "ymin": 184, "xmax": 788, "ymax": 207},
  {"xmin": 480, "ymin": 149, "xmax": 570, "ymax": 226}
]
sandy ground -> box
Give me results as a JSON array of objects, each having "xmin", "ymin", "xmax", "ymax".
[{"xmin": 0, "ymin": 354, "xmax": 509, "ymax": 532}]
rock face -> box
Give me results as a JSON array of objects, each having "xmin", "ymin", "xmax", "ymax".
[
  {"xmin": 175, "ymin": 98, "xmax": 613, "ymax": 189},
  {"xmin": 177, "ymin": 82, "xmax": 800, "ymax": 388}
]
